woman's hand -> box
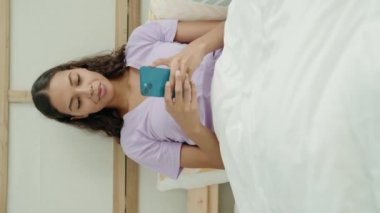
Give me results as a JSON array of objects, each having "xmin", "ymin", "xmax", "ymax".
[
  {"xmin": 165, "ymin": 69, "xmax": 224, "ymax": 170},
  {"xmin": 151, "ymin": 42, "xmax": 207, "ymax": 90},
  {"xmin": 152, "ymin": 21, "xmax": 224, "ymax": 92},
  {"xmin": 165, "ymin": 70, "xmax": 203, "ymax": 136}
]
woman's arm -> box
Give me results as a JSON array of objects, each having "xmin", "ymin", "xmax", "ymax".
[
  {"xmin": 152, "ymin": 20, "xmax": 225, "ymax": 85},
  {"xmin": 175, "ymin": 20, "xmax": 225, "ymax": 56},
  {"xmin": 180, "ymin": 127, "xmax": 224, "ymax": 169},
  {"xmin": 164, "ymin": 71, "xmax": 224, "ymax": 169},
  {"xmin": 174, "ymin": 20, "xmax": 224, "ymax": 44}
]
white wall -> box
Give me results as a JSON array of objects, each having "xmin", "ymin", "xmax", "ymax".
[
  {"xmin": 9, "ymin": 0, "xmax": 115, "ymax": 212},
  {"xmin": 9, "ymin": 0, "xmax": 234, "ymax": 212}
]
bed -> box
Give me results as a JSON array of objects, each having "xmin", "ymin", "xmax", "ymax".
[{"xmin": 212, "ymin": 0, "xmax": 380, "ymax": 212}]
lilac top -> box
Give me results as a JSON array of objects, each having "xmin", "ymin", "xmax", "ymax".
[{"xmin": 120, "ymin": 19, "xmax": 222, "ymax": 179}]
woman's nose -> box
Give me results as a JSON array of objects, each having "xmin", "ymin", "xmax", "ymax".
[{"xmin": 75, "ymin": 85, "xmax": 94, "ymax": 97}]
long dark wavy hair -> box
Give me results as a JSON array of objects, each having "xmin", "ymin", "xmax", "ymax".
[{"xmin": 31, "ymin": 45, "xmax": 127, "ymax": 139}]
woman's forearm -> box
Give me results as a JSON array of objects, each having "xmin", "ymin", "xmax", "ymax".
[
  {"xmin": 186, "ymin": 125, "xmax": 224, "ymax": 169},
  {"xmin": 152, "ymin": 21, "xmax": 225, "ymax": 79},
  {"xmin": 193, "ymin": 21, "xmax": 225, "ymax": 55},
  {"xmin": 175, "ymin": 20, "xmax": 223, "ymax": 44}
]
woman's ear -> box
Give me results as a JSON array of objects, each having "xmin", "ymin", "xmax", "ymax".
[{"xmin": 70, "ymin": 114, "xmax": 88, "ymax": 120}]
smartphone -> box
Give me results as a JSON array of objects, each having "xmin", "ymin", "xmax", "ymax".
[{"xmin": 139, "ymin": 66, "xmax": 170, "ymax": 97}]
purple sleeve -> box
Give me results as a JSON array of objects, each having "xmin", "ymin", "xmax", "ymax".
[
  {"xmin": 122, "ymin": 131, "xmax": 183, "ymax": 179},
  {"xmin": 125, "ymin": 19, "xmax": 178, "ymax": 69},
  {"xmin": 129, "ymin": 19, "xmax": 178, "ymax": 43}
]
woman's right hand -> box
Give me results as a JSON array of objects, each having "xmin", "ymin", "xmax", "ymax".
[{"xmin": 164, "ymin": 72, "xmax": 202, "ymax": 136}]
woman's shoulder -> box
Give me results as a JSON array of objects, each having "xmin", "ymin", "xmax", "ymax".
[
  {"xmin": 119, "ymin": 98, "xmax": 162, "ymax": 154},
  {"xmin": 127, "ymin": 19, "xmax": 178, "ymax": 47}
]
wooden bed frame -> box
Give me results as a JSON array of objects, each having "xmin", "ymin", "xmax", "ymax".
[{"xmin": 0, "ymin": 0, "xmax": 218, "ymax": 212}]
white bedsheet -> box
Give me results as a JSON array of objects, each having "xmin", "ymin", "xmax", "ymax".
[{"xmin": 211, "ymin": 0, "xmax": 380, "ymax": 212}]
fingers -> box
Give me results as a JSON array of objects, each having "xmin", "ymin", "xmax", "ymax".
[
  {"xmin": 174, "ymin": 70, "xmax": 183, "ymax": 107},
  {"xmin": 183, "ymin": 74, "xmax": 191, "ymax": 104},
  {"xmin": 180, "ymin": 61, "xmax": 189, "ymax": 81},
  {"xmin": 190, "ymin": 81, "xmax": 197, "ymax": 108},
  {"xmin": 169, "ymin": 61, "xmax": 179, "ymax": 88},
  {"xmin": 151, "ymin": 58, "xmax": 169, "ymax": 67},
  {"xmin": 165, "ymin": 71, "xmax": 198, "ymax": 113},
  {"xmin": 152, "ymin": 56, "xmax": 194, "ymax": 85},
  {"xmin": 151, "ymin": 57, "xmax": 177, "ymax": 90},
  {"xmin": 164, "ymin": 81, "xmax": 173, "ymax": 108}
]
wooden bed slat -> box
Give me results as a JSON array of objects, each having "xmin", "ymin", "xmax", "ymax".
[
  {"xmin": 8, "ymin": 90, "xmax": 32, "ymax": 103},
  {"xmin": 114, "ymin": 2, "xmax": 128, "ymax": 213},
  {"xmin": 188, "ymin": 187, "xmax": 209, "ymax": 213},
  {"xmin": 187, "ymin": 185, "xmax": 219, "ymax": 213},
  {"xmin": 128, "ymin": 0, "xmax": 141, "ymax": 37},
  {"xmin": 113, "ymin": 142, "xmax": 126, "ymax": 213},
  {"xmin": 115, "ymin": 0, "xmax": 140, "ymax": 213},
  {"xmin": 0, "ymin": 0, "xmax": 10, "ymax": 212},
  {"xmin": 124, "ymin": 1, "xmax": 140, "ymax": 213},
  {"xmin": 116, "ymin": 0, "xmax": 129, "ymax": 51},
  {"xmin": 126, "ymin": 158, "xmax": 138, "ymax": 213},
  {"xmin": 208, "ymin": 185, "xmax": 219, "ymax": 213}
]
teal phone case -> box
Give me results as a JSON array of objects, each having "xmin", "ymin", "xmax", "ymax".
[{"xmin": 139, "ymin": 66, "xmax": 170, "ymax": 97}]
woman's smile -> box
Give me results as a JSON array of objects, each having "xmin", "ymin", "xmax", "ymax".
[{"xmin": 99, "ymin": 82, "xmax": 107, "ymax": 99}]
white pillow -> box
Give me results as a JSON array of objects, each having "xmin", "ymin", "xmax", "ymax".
[
  {"xmin": 148, "ymin": 0, "xmax": 229, "ymax": 21},
  {"xmin": 189, "ymin": 0, "xmax": 231, "ymax": 7},
  {"xmin": 157, "ymin": 168, "xmax": 229, "ymax": 191}
]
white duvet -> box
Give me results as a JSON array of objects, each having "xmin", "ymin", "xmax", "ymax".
[{"xmin": 211, "ymin": 0, "xmax": 380, "ymax": 212}]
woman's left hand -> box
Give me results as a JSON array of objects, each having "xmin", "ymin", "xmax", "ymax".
[
  {"xmin": 165, "ymin": 70, "xmax": 203, "ymax": 135},
  {"xmin": 151, "ymin": 41, "xmax": 206, "ymax": 89}
]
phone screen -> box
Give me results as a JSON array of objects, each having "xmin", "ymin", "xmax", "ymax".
[{"xmin": 139, "ymin": 66, "xmax": 170, "ymax": 97}]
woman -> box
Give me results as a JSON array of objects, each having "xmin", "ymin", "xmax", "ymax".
[{"xmin": 32, "ymin": 19, "xmax": 225, "ymax": 179}]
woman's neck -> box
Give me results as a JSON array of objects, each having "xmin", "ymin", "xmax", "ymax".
[
  {"xmin": 109, "ymin": 67, "xmax": 146, "ymax": 117},
  {"xmin": 108, "ymin": 69, "xmax": 132, "ymax": 116}
]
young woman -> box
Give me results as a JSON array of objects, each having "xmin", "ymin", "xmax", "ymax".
[{"xmin": 32, "ymin": 19, "xmax": 225, "ymax": 179}]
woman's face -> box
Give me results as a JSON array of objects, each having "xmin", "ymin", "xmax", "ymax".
[{"xmin": 47, "ymin": 68, "xmax": 114, "ymax": 118}]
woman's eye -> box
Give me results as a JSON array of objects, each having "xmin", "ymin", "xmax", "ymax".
[
  {"xmin": 77, "ymin": 97, "xmax": 81, "ymax": 109},
  {"xmin": 77, "ymin": 74, "xmax": 81, "ymax": 85}
]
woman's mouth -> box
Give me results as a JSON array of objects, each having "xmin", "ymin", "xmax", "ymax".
[{"xmin": 98, "ymin": 82, "xmax": 106, "ymax": 99}]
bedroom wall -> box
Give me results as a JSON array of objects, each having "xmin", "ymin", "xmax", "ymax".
[
  {"xmin": 8, "ymin": 0, "xmax": 115, "ymax": 212},
  {"xmin": 8, "ymin": 0, "xmax": 234, "ymax": 212}
]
